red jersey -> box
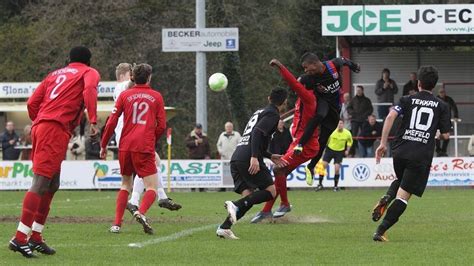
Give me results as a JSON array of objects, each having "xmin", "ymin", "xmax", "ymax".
[
  {"xmin": 27, "ymin": 62, "xmax": 100, "ymax": 133},
  {"xmin": 101, "ymin": 84, "xmax": 166, "ymax": 154},
  {"xmin": 278, "ymin": 64, "xmax": 319, "ymax": 150}
]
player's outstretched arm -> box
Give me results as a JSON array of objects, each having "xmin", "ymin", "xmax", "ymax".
[
  {"xmin": 375, "ymin": 110, "xmax": 398, "ymax": 163},
  {"xmin": 269, "ymin": 59, "xmax": 314, "ymax": 103},
  {"xmin": 334, "ymin": 57, "xmax": 360, "ymax": 73}
]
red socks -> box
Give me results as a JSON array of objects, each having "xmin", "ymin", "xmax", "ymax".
[
  {"xmin": 261, "ymin": 174, "xmax": 289, "ymax": 212},
  {"xmin": 275, "ymin": 174, "xmax": 289, "ymax": 206},
  {"xmin": 114, "ymin": 189, "xmax": 129, "ymax": 226},
  {"xmin": 30, "ymin": 192, "xmax": 54, "ymax": 243},
  {"xmin": 138, "ymin": 190, "xmax": 156, "ymax": 215},
  {"xmin": 15, "ymin": 192, "xmax": 42, "ymax": 244}
]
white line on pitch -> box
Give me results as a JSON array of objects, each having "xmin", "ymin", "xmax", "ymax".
[{"xmin": 128, "ymin": 224, "xmax": 217, "ymax": 248}]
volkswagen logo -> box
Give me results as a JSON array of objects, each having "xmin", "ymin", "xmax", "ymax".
[{"xmin": 353, "ymin": 164, "xmax": 370, "ymax": 181}]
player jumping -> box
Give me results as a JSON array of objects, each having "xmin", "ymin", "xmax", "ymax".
[
  {"xmin": 296, "ymin": 53, "xmax": 360, "ymax": 186},
  {"xmin": 216, "ymin": 88, "xmax": 288, "ymax": 239},
  {"xmin": 371, "ymin": 66, "xmax": 451, "ymax": 242},
  {"xmin": 112, "ymin": 63, "xmax": 181, "ymax": 220},
  {"xmin": 251, "ymin": 59, "xmax": 319, "ymax": 222},
  {"xmin": 9, "ymin": 46, "xmax": 100, "ymax": 258},
  {"xmin": 101, "ymin": 63, "xmax": 166, "ymax": 235}
]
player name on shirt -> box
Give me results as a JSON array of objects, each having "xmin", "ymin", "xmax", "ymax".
[
  {"xmin": 411, "ymin": 98, "xmax": 439, "ymax": 108},
  {"xmin": 125, "ymin": 93, "xmax": 156, "ymax": 103},
  {"xmin": 51, "ymin": 67, "xmax": 79, "ymax": 76}
]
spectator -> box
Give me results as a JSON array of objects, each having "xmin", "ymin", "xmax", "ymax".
[
  {"xmin": 358, "ymin": 114, "xmax": 382, "ymax": 158},
  {"xmin": 269, "ymin": 119, "xmax": 292, "ymax": 155},
  {"xmin": 347, "ymin": 85, "xmax": 373, "ymax": 156},
  {"xmin": 1, "ymin": 121, "xmax": 21, "ymax": 160},
  {"xmin": 340, "ymin": 92, "xmax": 351, "ymax": 130},
  {"xmin": 216, "ymin": 121, "xmax": 241, "ymax": 160},
  {"xmin": 403, "ymin": 72, "xmax": 418, "ymax": 96},
  {"xmin": 437, "ymin": 88, "xmax": 459, "ymax": 120},
  {"xmin": 375, "ymin": 68, "xmax": 398, "ymax": 119},
  {"xmin": 20, "ymin": 124, "xmax": 32, "ymax": 160},
  {"xmin": 435, "ymin": 88, "xmax": 459, "ymax": 157},
  {"xmin": 186, "ymin": 123, "xmax": 210, "ymax": 159},
  {"xmin": 85, "ymin": 134, "xmax": 101, "ymax": 160}
]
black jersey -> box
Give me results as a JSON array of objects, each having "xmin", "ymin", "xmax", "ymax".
[
  {"xmin": 391, "ymin": 91, "xmax": 451, "ymax": 164},
  {"xmin": 299, "ymin": 57, "xmax": 359, "ymax": 111},
  {"xmin": 231, "ymin": 104, "xmax": 280, "ymax": 163}
]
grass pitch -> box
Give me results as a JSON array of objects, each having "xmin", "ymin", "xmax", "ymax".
[{"xmin": 0, "ymin": 189, "xmax": 473, "ymax": 265}]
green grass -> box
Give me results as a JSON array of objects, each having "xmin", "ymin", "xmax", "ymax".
[{"xmin": 0, "ymin": 189, "xmax": 473, "ymax": 265}]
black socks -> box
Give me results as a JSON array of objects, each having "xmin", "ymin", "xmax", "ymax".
[
  {"xmin": 334, "ymin": 174, "xmax": 340, "ymax": 187},
  {"xmin": 386, "ymin": 179, "xmax": 401, "ymax": 203},
  {"xmin": 220, "ymin": 190, "xmax": 273, "ymax": 229},
  {"xmin": 376, "ymin": 198, "xmax": 407, "ymax": 235}
]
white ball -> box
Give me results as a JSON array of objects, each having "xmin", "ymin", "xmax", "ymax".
[{"xmin": 208, "ymin": 73, "xmax": 228, "ymax": 92}]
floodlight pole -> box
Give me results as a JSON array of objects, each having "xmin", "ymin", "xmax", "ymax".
[{"xmin": 196, "ymin": 0, "xmax": 207, "ymax": 132}]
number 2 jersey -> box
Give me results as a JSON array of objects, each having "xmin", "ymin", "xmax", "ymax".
[
  {"xmin": 101, "ymin": 84, "xmax": 166, "ymax": 154},
  {"xmin": 27, "ymin": 62, "xmax": 101, "ymax": 133},
  {"xmin": 231, "ymin": 104, "xmax": 280, "ymax": 164},
  {"xmin": 392, "ymin": 90, "xmax": 451, "ymax": 164}
]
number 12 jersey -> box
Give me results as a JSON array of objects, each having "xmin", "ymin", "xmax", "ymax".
[{"xmin": 101, "ymin": 84, "xmax": 166, "ymax": 154}]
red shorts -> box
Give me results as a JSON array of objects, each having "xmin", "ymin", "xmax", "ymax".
[
  {"xmin": 281, "ymin": 140, "xmax": 319, "ymax": 173},
  {"xmin": 119, "ymin": 151, "xmax": 157, "ymax": 178},
  {"xmin": 31, "ymin": 121, "xmax": 70, "ymax": 178}
]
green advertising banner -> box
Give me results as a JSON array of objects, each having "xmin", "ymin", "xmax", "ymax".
[{"xmin": 322, "ymin": 4, "xmax": 474, "ymax": 36}]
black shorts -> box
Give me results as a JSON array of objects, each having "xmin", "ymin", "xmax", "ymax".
[
  {"xmin": 230, "ymin": 161, "xmax": 274, "ymax": 194},
  {"xmin": 318, "ymin": 98, "xmax": 340, "ymax": 132},
  {"xmin": 393, "ymin": 157, "xmax": 431, "ymax": 197},
  {"xmin": 322, "ymin": 148, "xmax": 344, "ymax": 164}
]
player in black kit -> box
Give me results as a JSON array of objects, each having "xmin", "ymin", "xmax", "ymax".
[
  {"xmin": 294, "ymin": 52, "xmax": 360, "ymax": 187},
  {"xmin": 371, "ymin": 66, "xmax": 451, "ymax": 242},
  {"xmin": 216, "ymin": 88, "xmax": 288, "ymax": 240}
]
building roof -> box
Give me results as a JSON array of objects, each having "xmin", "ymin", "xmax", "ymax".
[{"xmin": 345, "ymin": 35, "xmax": 474, "ymax": 47}]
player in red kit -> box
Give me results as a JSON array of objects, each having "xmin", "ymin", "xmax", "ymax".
[
  {"xmin": 251, "ymin": 59, "xmax": 320, "ymax": 223},
  {"xmin": 9, "ymin": 46, "xmax": 100, "ymax": 258},
  {"xmin": 101, "ymin": 63, "xmax": 166, "ymax": 235}
]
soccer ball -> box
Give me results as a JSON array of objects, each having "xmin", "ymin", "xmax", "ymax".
[{"xmin": 208, "ymin": 73, "xmax": 228, "ymax": 92}]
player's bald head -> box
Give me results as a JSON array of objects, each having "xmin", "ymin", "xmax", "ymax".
[
  {"xmin": 69, "ymin": 46, "xmax": 92, "ymax": 66},
  {"xmin": 132, "ymin": 63, "xmax": 153, "ymax": 84}
]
